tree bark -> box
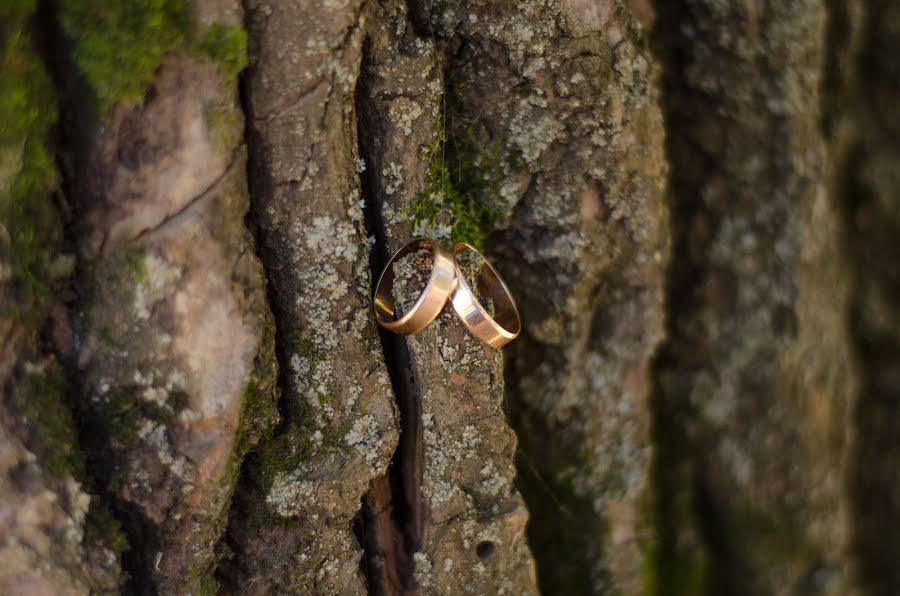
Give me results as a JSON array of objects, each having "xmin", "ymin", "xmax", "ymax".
[
  {"xmin": 652, "ymin": 0, "xmax": 855, "ymax": 593},
  {"xmin": 1, "ymin": 1, "xmax": 898, "ymax": 595}
]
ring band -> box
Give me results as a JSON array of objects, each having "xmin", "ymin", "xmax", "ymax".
[
  {"xmin": 373, "ymin": 238, "xmax": 457, "ymax": 335},
  {"xmin": 450, "ymin": 242, "xmax": 521, "ymax": 348}
]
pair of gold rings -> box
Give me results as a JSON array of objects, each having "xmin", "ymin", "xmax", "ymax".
[{"xmin": 373, "ymin": 238, "xmax": 521, "ymax": 348}]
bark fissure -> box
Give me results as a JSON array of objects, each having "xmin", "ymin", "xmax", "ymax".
[
  {"xmin": 355, "ymin": 2, "xmax": 540, "ymax": 591},
  {"xmin": 32, "ymin": 0, "xmax": 133, "ymax": 589},
  {"xmin": 830, "ymin": 2, "xmax": 900, "ymax": 592},
  {"xmin": 356, "ymin": 20, "xmax": 424, "ymax": 596},
  {"xmin": 647, "ymin": 3, "xmax": 718, "ymax": 591}
]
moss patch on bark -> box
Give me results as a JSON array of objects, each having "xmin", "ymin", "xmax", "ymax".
[
  {"xmin": 59, "ymin": 0, "xmax": 189, "ymax": 111},
  {"xmin": 0, "ymin": 17, "xmax": 60, "ymax": 313},
  {"xmin": 409, "ymin": 108, "xmax": 507, "ymax": 248},
  {"xmin": 59, "ymin": 2, "xmax": 247, "ymax": 117}
]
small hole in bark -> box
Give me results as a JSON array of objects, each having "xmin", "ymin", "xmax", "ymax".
[{"xmin": 476, "ymin": 540, "xmax": 496, "ymax": 560}]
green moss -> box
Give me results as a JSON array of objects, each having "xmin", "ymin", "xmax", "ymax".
[
  {"xmin": 95, "ymin": 385, "xmax": 191, "ymax": 441},
  {"xmin": 409, "ymin": 113, "xmax": 505, "ymax": 249},
  {"xmin": 0, "ymin": 25, "xmax": 60, "ymax": 314},
  {"xmin": 250, "ymin": 425, "xmax": 317, "ymax": 487},
  {"xmin": 59, "ymin": 0, "xmax": 190, "ymax": 112},
  {"xmin": 194, "ymin": 571, "xmax": 219, "ymax": 596},
  {"xmin": 647, "ymin": 545, "xmax": 707, "ymax": 596},
  {"xmin": 83, "ymin": 500, "xmax": 129, "ymax": 555},
  {"xmin": 234, "ymin": 369, "xmax": 278, "ymax": 458},
  {"xmin": 242, "ymin": 327, "xmax": 357, "ymax": 499},
  {"xmin": 118, "ymin": 246, "xmax": 148, "ymax": 283},
  {"xmin": 97, "ymin": 326, "xmax": 126, "ymax": 350},
  {"xmin": 15, "ymin": 361, "xmax": 85, "ymax": 479},
  {"xmin": 250, "ymin": 419, "xmax": 353, "ymax": 493},
  {"xmin": 316, "ymin": 393, "xmax": 334, "ymax": 407},
  {"xmin": 191, "ymin": 23, "xmax": 247, "ymax": 153},
  {"xmin": 250, "ymin": 415, "xmax": 356, "ymax": 490},
  {"xmin": 290, "ymin": 331, "xmax": 325, "ymax": 416},
  {"xmin": 55, "ymin": 4, "xmax": 249, "ymax": 163},
  {"xmin": 156, "ymin": 389, "xmax": 189, "ymax": 426},
  {"xmin": 741, "ymin": 508, "xmax": 814, "ymax": 568},
  {"xmin": 59, "ymin": 2, "xmax": 249, "ymax": 117},
  {"xmin": 292, "ymin": 331, "xmax": 318, "ymax": 360},
  {"xmin": 0, "ymin": 2, "xmax": 35, "ymax": 41},
  {"xmin": 289, "ymin": 332, "xmax": 352, "ymax": 445},
  {"xmin": 202, "ymin": 103, "xmax": 242, "ymax": 153},
  {"xmin": 99, "ymin": 387, "xmax": 143, "ymax": 441},
  {"xmin": 180, "ymin": 558, "xmax": 219, "ymax": 596},
  {"xmin": 89, "ymin": 384, "xmax": 192, "ymax": 496},
  {"xmin": 644, "ymin": 366, "xmax": 711, "ymax": 596},
  {"xmin": 641, "ymin": 485, "xmax": 708, "ymax": 596},
  {"xmin": 229, "ymin": 311, "xmax": 280, "ymax": 482},
  {"xmin": 190, "ymin": 24, "xmax": 247, "ymax": 86}
]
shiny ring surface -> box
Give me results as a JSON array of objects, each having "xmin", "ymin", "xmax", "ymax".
[
  {"xmin": 450, "ymin": 242, "xmax": 521, "ymax": 348},
  {"xmin": 373, "ymin": 238, "xmax": 456, "ymax": 335}
]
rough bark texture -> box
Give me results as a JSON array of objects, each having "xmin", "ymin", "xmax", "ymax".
[
  {"xmin": 652, "ymin": 2, "xmax": 854, "ymax": 594},
  {"xmin": 357, "ymin": 4, "xmax": 538, "ymax": 593},
  {"xmin": 2, "ymin": 0, "xmax": 899, "ymax": 595},
  {"xmin": 220, "ymin": 0, "xmax": 398, "ymax": 593},
  {"xmin": 61, "ymin": 3, "xmax": 281, "ymax": 593},
  {"xmin": 454, "ymin": 1, "xmax": 668, "ymax": 592}
]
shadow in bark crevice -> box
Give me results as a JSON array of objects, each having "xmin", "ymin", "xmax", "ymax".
[
  {"xmin": 31, "ymin": 0, "xmax": 139, "ymax": 590},
  {"xmin": 355, "ymin": 26, "xmax": 424, "ymax": 596},
  {"xmin": 834, "ymin": 3, "xmax": 900, "ymax": 587},
  {"xmin": 645, "ymin": 1, "xmax": 721, "ymax": 594}
]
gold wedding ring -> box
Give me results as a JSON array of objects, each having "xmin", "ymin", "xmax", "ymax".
[
  {"xmin": 373, "ymin": 238, "xmax": 521, "ymax": 347},
  {"xmin": 374, "ymin": 238, "xmax": 457, "ymax": 335},
  {"xmin": 450, "ymin": 242, "xmax": 521, "ymax": 348}
]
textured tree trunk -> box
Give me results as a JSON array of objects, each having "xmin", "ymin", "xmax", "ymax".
[{"xmin": 1, "ymin": 1, "xmax": 898, "ymax": 595}]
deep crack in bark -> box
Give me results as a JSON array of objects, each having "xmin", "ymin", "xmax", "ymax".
[
  {"xmin": 356, "ymin": 26, "xmax": 423, "ymax": 595},
  {"xmin": 646, "ymin": 1, "xmax": 716, "ymax": 591},
  {"xmin": 32, "ymin": 0, "xmax": 136, "ymax": 589}
]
